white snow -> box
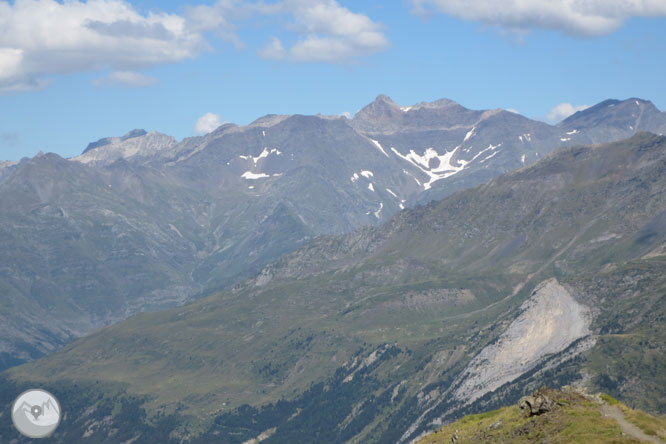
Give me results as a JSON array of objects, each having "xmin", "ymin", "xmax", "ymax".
[
  {"xmin": 519, "ymin": 136, "xmax": 523, "ymax": 142},
  {"xmin": 374, "ymin": 202, "xmax": 383, "ymax": 218},
  {"xmin": 470, "ymin": 143, "xmax": 502, "ymax": 162},
  {"xmin": 566, "ymin": 129, "xmax": 579, "ymax": 135},
  {"xmin": 391, "ymin": 145, "xmax": 469, "ymax": 190},
  {"xmin": 248, "ymin": 185, "xmax": 255, "ymax": 189},
  {"xmin": 629, "ymin": 125, "xmax": 634, "ymax": 130},
  {"xmin": 560, "ymin": 137, "xmax": 571, "ymax": 142},
  {"xmin": 464, "ymin": 127, "xmax": 476, "ymax": 142},
  {"xmin": 239, "ymin": 147, "xmax": 282, "ymax": 164},
  {"xmin": 635, "ymin": 100, "xmax": 640, "ymax": 106},
  {"xmin": 241, "ymin": 171, "xmax": 270, "ymax": 179},
  {"xmin": 400, "ymin": 106, "xmax": 413, "ymax": 112},
  {"xmin": 370, "ymin": 139, "xmax": 390, "ymax": 158},
  {"xmin": 386, "ymin": 188, "xmax": 398, "ymax": 198},
  {"xmin": 351, "ymin": 173, "xmax": 360, "ymax": 183},
  {"xmin": 360, "ymin": 170, "xmax": 374, "ymax": 178},
  {"xmin": 262, "ymin": 130, "xmax": 266, "ymax": 137},
  {"xmin": 522, "ymin": 133, "xmax": 532, "ymax": 142},
  {"xmin": 399, "ymin": 199, "xmax": 406, "ymax": 209},
  {"xmin": 479, "ymin": 150, "xmax": 500, "ymax": 163},
  {"xmin": 368, "ymin": 183, "xmax": 375, "ymax": 192},
  {"xmin": 521, "ymin": 154, "xmax": 526, "ymax": 164}
]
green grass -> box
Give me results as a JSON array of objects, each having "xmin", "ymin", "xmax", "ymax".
[
  {"xmin": 417, "ymin": 389, "xmax": 647, "ymax": 444},
  {"xmin": 619, "ymin": 404, "xmax": 666, "ymax": 440}
]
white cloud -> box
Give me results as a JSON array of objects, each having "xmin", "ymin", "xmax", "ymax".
[
  {"xmin": 93, "ymin": 71, "xmax": 158, "ymax": 87},
  {"xmin": 412, "ymin": 0, "xmax": 666, "ymax": 36},
  {"xmin": 257, "ymin": 0, "xmax": 388, "ymax": 63},
  {"xmin": 0, "ymin": 0, "xmax": 212, "ymax": 93},
  {"xmin": 185, "ymin": 1, "xmax": 245, "ymax": 49},
  {"xmin": 545, "ymin": 103, "xmax": 590, "ymax": 123},
  {"xmin": 0, "ymin": 0, "xmax": 388, "ymax": 93},
  {"xmin": 194, "ymin": 112, "xmax": 223, "ymax": 134}
]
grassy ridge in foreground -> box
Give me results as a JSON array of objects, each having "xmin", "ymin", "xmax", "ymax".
[{"xmin": 417, "ymin": 388, "xmax": 666, "ymax": 444}]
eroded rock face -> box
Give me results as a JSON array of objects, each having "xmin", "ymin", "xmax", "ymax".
[{"xmin": 453, "ymin": 278, "xmax": 591, "ymax": 404}]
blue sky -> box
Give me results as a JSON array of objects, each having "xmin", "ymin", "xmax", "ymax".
[{"xmin": 1, "ymin": 0, "xmax": 666, "ymax": 161}]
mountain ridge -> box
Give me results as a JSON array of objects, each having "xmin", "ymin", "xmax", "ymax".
[
  {"xmin": 4, "ymin": 132, "xmax": 665, "ymax": 443},
  {"xmin": 1, "ymin": 95, "xmax": 666, "ymax": 373}
]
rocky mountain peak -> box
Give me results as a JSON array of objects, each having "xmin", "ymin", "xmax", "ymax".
[
  {"xmin": 82, "ymin": 129, "xmax": 148, "ymax": 154},
  {"xmin": 73, "ymin": 130, "xmax": 176, "ymax": 165},
  {"xmin": 559, "ymin": 97, "xmax": 662, "ymax": 129}
]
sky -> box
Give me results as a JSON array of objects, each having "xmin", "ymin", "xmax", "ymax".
[{"xmin": 1, "ymin": 0, "xmax": 666, "ymax": 161}]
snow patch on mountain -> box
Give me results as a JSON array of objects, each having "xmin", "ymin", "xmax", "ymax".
[
  {"xmin": 479, "ymin": 150, "xmax": 500, "ymax": 163},
  {"xmin": 464, "ymin": 127, "xmax": 476, "ymax": 142},
  {"xmin": 391, "ymin": 145, "xmax": 468, "ymax": 190},
  {"xmin": 374, "ymin": 202, "xmax": 383, "ymax": 218},
  {"xmin": 239, "ymin": 147, "xmax": 282, "ymax": 165},
  {"xmin": 369, "ymin": 139, "xmax": 390, "ymax": 158},
  {"xmin": 241, "ymin": 171, "xmax": 270, "ymax": 179},
  {"xmin": 471, "ymin": 143, "xmax": 501, "ymax": 162}
]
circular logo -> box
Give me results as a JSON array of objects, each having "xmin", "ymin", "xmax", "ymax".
[{"xmin": 11, "ymin": 389, "xmax": 61, "ymax": 438}]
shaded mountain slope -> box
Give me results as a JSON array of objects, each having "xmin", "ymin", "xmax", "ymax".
[
  {"xmin": 3, "ymin": 133, "xmax": 666, "ymax": 443},
  {"xmin": 2, "ymin": 95, "xmax": 666, "ymax": 371}
]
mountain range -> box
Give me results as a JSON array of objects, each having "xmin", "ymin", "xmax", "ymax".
[
  {"xmin": 2, "ymin": 130, "xmax": 665, "ymax": 443},
  {"xmin": 0, "ymin": 95, "xmax": 665, "ymax": 375}
]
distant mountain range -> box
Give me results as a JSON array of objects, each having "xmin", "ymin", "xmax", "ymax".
[
  {"xmin": 2, "ymin": 132, "xmax": 665, "ymax": 443},
  {"xmin": 1, "ymin": 96, "xmax": 665, "ymax": 372}
]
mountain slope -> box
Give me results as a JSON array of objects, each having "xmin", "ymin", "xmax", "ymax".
[
  {"xmin": 2, "ymin": 95, "xmax": 666, "ymax": 371},
  {"xmin": 3, "ymin": 133, "xmax": 666, "ymax": 443}
]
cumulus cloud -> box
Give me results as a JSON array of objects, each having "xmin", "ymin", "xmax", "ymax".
[
  {"xmin": 412, "ymin": 0, "xmax": 666, "ymax": 36},
  {"xmin": 0, "ymin": 0, "xmax": 387, "ymax": 93},
  {"xmin": 185, "ymin": 1, "xmax": 245, "ymax": 49},
  {"xmin": 93, "ymin": 71, "xmax": 158, "ymax": 87},
  {"xmin": 0, "ymin": 0, "xmax": 213, "ymax": 93},
  {"xmin": 257, "ymin": 0, "xmax": 388, "ymax": 63},
  {"xmin": 194, "ymin": 112, "xmax": 224, "ymax": 134},
  {"xmin": 546, "ymin": 103, "xmax": 590, "ymax": 123}
]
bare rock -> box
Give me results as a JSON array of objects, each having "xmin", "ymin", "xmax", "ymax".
[{"xmin": 519, "ymin": 389, "xmax": 556, "ymax": 417}]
